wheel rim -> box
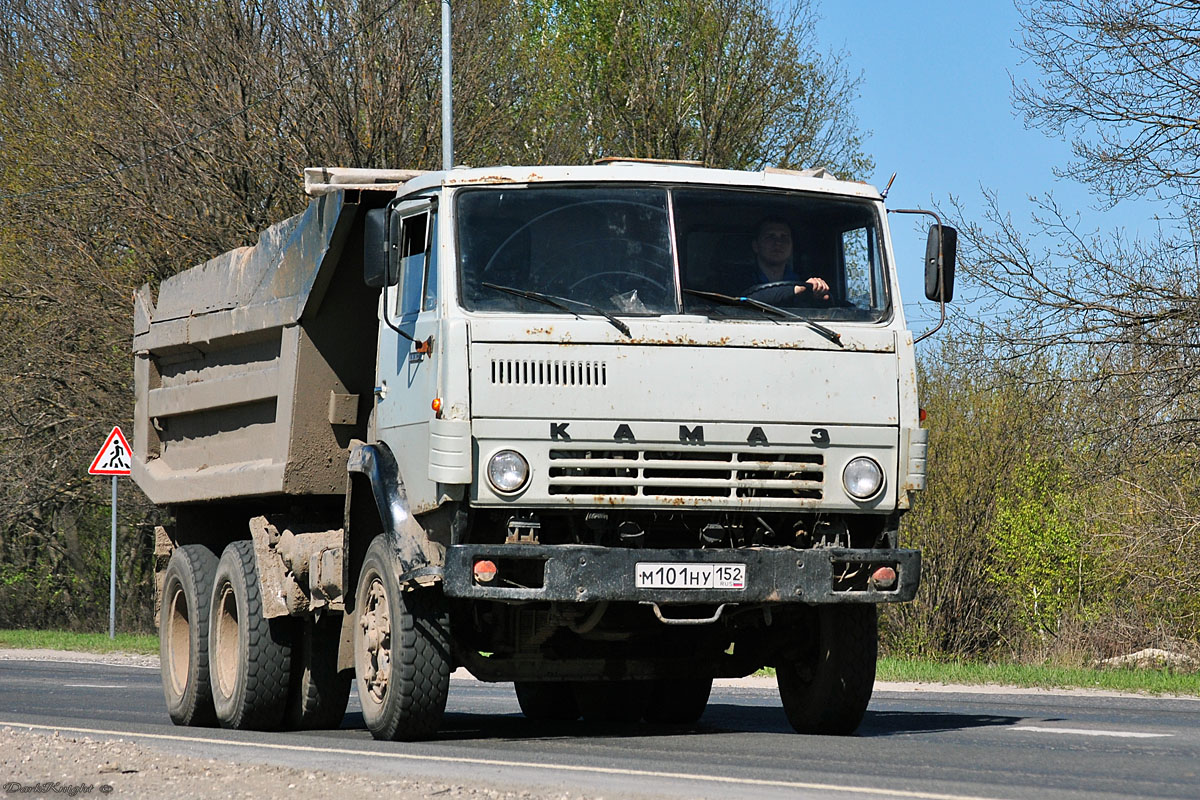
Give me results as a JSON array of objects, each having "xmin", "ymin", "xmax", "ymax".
[
  {"xmin": 164, "ymin": 582, "xmax": 190, "ymax": 695},
  {"xmin": 358, "ymin": 576, "xmax": 392, "ymax": 704},
  {"xmin": 213, "ymin": 581, "xmax": 239, "ymax": 698}
]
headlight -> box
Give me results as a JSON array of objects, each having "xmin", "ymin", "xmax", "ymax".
[
  {"xmin": 842, "ymin": 456, "xmax": 884, "ymax": 500},
  {"xmin": 487, "ymin": 450, "xmax": 530, "ymax": 494}
]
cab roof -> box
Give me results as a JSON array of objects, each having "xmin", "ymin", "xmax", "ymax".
[{"xmin": 303, "ymin": 163, "xmax": 882, "ymax": 201}]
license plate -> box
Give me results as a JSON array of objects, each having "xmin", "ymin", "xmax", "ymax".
[{"xmin": 635, "ymin": 562, "xmax": 746, "ymax": 590}]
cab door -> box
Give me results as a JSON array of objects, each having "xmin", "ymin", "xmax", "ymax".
[{"xmin": 375, "ymin": 201, "xmax": 440, "ymax": 508}]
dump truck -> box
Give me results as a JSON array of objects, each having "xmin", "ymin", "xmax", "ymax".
[{"xmin": 133, "ymin": 161, "xmax": 954, "ymax": 739}]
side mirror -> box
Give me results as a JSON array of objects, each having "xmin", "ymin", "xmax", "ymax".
[
  {"xmin": 924, "ymin": 224, "xmax": 956, "ymax": 302},
  {"xmin": 363, "ymin": 208, "xmax": 398, "ymax": 288}
]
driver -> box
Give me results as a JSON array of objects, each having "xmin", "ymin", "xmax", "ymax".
[{"xmin": 745, "ymin": 217, "xmax": 830, "ymax": 305}]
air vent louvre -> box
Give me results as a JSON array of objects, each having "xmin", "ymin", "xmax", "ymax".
[
  {"xmin": 547, "ymin": 448, "xmax": 824, "ymax": 502},
  {"xmin": 490, "ymin": 359, "xmax": 607, "ymax": 387}
]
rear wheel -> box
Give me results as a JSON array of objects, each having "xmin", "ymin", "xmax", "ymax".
[
  {"xmin": 286, "ymin": 615, "xmax": 352, "ymax": 729},
  {"xmin": 644, "ymin": 677, "xmax": 713, "ymax": 724},
  {"xmin": 354, "ymin": 535, "xmax": 451, "ymax": 741},
  {"xmin": 776, "ymin": 604, "xmax": 877, "ymax": 735},
  {"xmin": 514, "ymin": 681, "xmax": 580, "ymax": 721},
  {"xmin": 209, "ymin": 540, "xmax": 293, "ymax": 730},
  {"xmin": 160, "ymin": 544, "xmax": 219, "ymax": 726}
]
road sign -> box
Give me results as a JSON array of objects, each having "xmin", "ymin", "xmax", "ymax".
[{"xmin": 88, "ymin": 426, "xmax": 132, "ymax": 476}]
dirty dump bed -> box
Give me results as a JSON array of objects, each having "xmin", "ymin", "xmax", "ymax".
[{"xmin": 131, "ymin": 191, "xmax": 378, "ymax": 505}]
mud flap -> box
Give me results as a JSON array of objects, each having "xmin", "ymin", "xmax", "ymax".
[{"xmin": 346, "ymin": 441, "xmax": 445, "ymax": 587}]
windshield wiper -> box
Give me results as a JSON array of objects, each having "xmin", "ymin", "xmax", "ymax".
[
  {"xmin": 683, "ymin": 289, "xmax": 843, "ymax": 346},
  {"xmin": 482, "ymin": 282, "xmax": 631, "ymax": 337}
]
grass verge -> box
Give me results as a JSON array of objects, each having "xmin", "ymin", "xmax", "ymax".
[
  {"xmin": 0, "ymin": 629, "xmax": 158, "ymax": 655},
  {"xmin": 757, "ymin": 658, "xmax": 1198, "ymax": 695},
  {"xmin": 874, "ymin": 657, "xmax": 1200, "ymax": 695}
]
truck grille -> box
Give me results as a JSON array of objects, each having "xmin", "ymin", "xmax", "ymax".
[
  {"xmin": 491, "ymin": 359, "xmax": 607, "ymax": 387},
  {"xmin": 547, "ymin": 448, "xmax": 823, "ymax": 501}
]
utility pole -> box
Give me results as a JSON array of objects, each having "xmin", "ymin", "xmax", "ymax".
[{"xmin": 442, "ymin": 0, "xmax": 453, "ymax": 170}]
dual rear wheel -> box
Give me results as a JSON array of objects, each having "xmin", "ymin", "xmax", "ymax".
[{"xmin": 158, "ymin": 540, "xmax": 351, "ymax": 731}]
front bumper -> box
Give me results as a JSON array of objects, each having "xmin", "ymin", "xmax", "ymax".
[{"xmin": 443, "ymin": 544, "xmax": 919, "ymax": 604}]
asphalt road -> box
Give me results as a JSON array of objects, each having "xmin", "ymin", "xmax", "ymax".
[{"xmin": 1, "ymin": 656, "xmax": 1197, "ymax": 800}]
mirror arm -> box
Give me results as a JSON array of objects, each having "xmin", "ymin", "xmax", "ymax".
[
  {"xmin": 382, "ymin": 312, "xmax": 419, "ymax": 345},
  {"xmin": 887, "ymin": 207, "xmax": 946, "ymax": 344}
]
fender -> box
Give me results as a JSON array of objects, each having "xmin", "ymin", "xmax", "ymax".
[{"xmin": 346, "ymin": 441, "xmax": 445, "ymax": 586}]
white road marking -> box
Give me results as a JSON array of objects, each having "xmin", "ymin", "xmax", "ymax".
[
  {"xmin": 0, "ymin": 719, "xmax": 1012, "ymax": 800},
  {"xmin": 1011, "ymin": 725, "xmax": 1172, "ymax": 739},
  {"xmin": 63, "ymin": 684, "xmax": 125, "ymax": 689}
]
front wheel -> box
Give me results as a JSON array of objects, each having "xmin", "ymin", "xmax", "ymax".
[
  {"xmin": 354, "ymin": 535, "xmax": 451, "ymax": 741},
  {"xmin": 776, "ymin": 604, "xmax": 877, "ymax": 735}
]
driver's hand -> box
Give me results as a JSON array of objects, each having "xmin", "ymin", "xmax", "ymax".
[{"xmin": 794, "ymin": 277, "xmax": 831, "ymax": 300}]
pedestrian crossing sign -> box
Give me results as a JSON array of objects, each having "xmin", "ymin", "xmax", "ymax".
[{"xmin": 89, "ymin": 426, "xmax": 132, "ymax": 475}]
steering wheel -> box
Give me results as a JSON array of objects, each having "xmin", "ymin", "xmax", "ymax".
[
  {"xmin": 743, "ymin": 280, "xmax": 800, "ymax": 297},
  {"xmin": 569, "ymin": 270, "xmax": 669, "ymax": 295},
  {"xmin": 743, "ymin": 280, "xmax": 832, "ymax": 304}
]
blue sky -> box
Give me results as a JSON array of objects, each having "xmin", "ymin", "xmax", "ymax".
[{"xmin": 815, "ymin": 2, "xmax": 1166, "ymax": 329}]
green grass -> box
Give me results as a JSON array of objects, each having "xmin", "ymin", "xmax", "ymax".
[
  {"xmin": 875, "ymin": 657, "xmax": 1200, "ymax": 695},
  {"xmin": 0, "ymin": 629, "xmax": 158, "ymax": 655},
  {"xmin": 758, "ymin": 657, "xmax": 1200, "ymax": 696}
]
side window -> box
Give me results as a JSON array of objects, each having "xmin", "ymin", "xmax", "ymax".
[
  {"xmin": 841, "ymin": 226, "xmax": 877, "ymax": 309},
  {"xmin": 395, "ymin": 212, "xmax": 429, "ymax": 320},
  {"xmin": 422, "ymin": 212, "xmax": 438, "ymax": 311}
]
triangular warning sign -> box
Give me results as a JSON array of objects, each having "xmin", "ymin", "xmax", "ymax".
[{"xmin": 89, "ymin": 426, "xmax": 132, "ymax": 475}]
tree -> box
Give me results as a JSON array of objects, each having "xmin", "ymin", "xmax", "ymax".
[
  {"xmin": 888, "ymin": 335, "xmax": 1076, "ymax": 658},
  {"xmin": 0, "ymin": 0, "xmax": 872, "ymax": 629},
  {"xmin": 948, "ymin": 1, "xmax": 1200, "ymax": 455},
  {"xmin": 511, "ymin": 0, "xmax": 871, "ymax": 174},
  {"xmin": 925, "ymin": 1, "xmax": 1200, "ymax": 657},
  {"xmin": 1014, "ymin": 0, "xmax": 1200, "ymax": 207},
  {"xmin": 0, "ymin": 0, "xmax": 525, "ymax": 630},
  {"xmin": 988, "ymin": 454, "xmax": 1084, "ymax": 643}
]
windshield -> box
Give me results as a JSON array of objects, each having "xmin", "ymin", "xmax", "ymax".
[{"xmin": 457, "ymin": 184, "xmax": 889, "ymax": 323}]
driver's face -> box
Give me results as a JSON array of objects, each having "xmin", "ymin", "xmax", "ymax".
[{"xmin": 753, "ymin": 222, "xmax": 792, "ymax": 268}]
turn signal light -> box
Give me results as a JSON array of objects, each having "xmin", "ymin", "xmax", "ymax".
[
  {"xmin": 432, "ymin": 397, "xmax": 443, "ymax": 412},
  {"xmin": 473, "ymin": 560, "xmax": 498, "ymax": 584},
  {"xmin": 871, "ymin": 566, "xmax": 897, "ymax": 590}
]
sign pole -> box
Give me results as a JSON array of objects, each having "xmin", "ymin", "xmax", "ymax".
[{"xmin": 110, "ymin": 475, "xmax": 117, "ymax": 639}]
